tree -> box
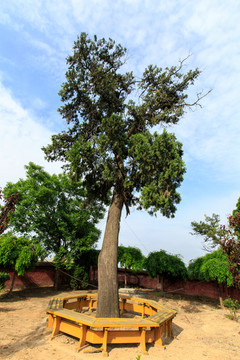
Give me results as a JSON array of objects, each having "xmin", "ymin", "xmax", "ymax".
[
  {"xmin": 220, "ymin": 211, "xmax": 240, "ymax": 288},
  {"xmin": 0, "ymin": 232, "xmax": 43, "ymax": 295},
  {"xmin": 144, "ymin": 250, "xmax": 188, "ymax": 291},
  {"xmin": 4, "ymin": 162, "xmax": 104, "ymax": 288},
  {"xmin": 118, "ymin": 245, "xmax": 145, "ymax": 287},
  {"xmin": 188, "ymin": 249, "xmax": 233, "ymax": 307},
  {"xmin": 43, "ymin": 33, "xmax": 206, "ymax": 317},
  {"xmin": 190, "ymin": 205, "xmax": 240, "ymax": 288},
  {"xmin": 190, "ymin": 214, "xmax": 224, "ymax": 251},
  {"xmin": 0, "ymin": 188, "xmax": 18, "ymax": 235}
]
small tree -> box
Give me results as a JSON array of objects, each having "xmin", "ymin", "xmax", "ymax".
[
  {"xmin": 190, "ymin": 214, "xmax": 224, "ymax": 251},
  {"xmin": 4, "ymin": 162, "xmax": 104, "ymax": 289},
  {"xmin": 0, "ymin": 232, "xmax": 43, "ymax": 295},
  {"xmin": 118, "ymin": 245, "xmax": 145, "ymax": 287},
  {"xmin": 0, "ymin": 188, "xmax": 18, "ymax": 235},
  {"xmin": 145, "ymin": 250, "xmax": 187, "ymax": 291},
  {"xmin": 188, "ymin": 249, "xmax": 233, "ymax": 307},
  {"xmin": 220, "ymin": 214, "xmax": 240, "ymax": 288}
]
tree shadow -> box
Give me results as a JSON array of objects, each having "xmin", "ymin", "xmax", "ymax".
[
  {"xmin": 0, "ymin": 287, "xmax": 74, "ymax": 303},
  {"xmin": 0, "ymin": 320, "xmax": 49, "ymax": 358},
  {"xmin": 0, "ymin": 307, "xmax": 17, "ymax": 312}
]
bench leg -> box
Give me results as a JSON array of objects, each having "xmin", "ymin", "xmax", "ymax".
[
  {"xmin": 46, "ymin": 314, "xmax": 54, "ymax": 329},
  {"xmin": 51, "ymin": 316, "xmax": 61, "ymax": 339},
  {"xmin": 77, "ymin": 324, "xmax": 87, "ymax": 352},
  {"xmin": 154, "ymin": 326, "xmax": 163, "ymax": 347},
  {"xmin": 140, "ymin": 328, "xmax": 148, "ymax": 355},
  {"xmin": 166, "ymin": 320, "xmax": 173, "ymax": 338},
  {"xmin": 101, "ymin": 327, "xmax": 109, "ymax": 357}
]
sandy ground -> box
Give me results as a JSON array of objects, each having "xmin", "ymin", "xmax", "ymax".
[{"xmin": 0, "ymin": 288, "xmax": 240, "ymax": 360}]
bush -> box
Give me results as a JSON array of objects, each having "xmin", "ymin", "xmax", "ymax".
[
  {"xmin": 223, "ymin": 297, "xmax": 240, "ymax": 321},
  {"xmin": 145, "ymin": 250, "xmax": 188, "ymax": 280}
]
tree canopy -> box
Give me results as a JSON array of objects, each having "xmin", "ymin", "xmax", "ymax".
[
  {"xmin": 118, "ymin": 245, "xmax": 145, "ymax": 272},
  {"xmin": 43, "ymin": 33, "xmax": 202, "ymax": 218},
  {"xmin": 190, "ymin": 204, "xmax": 240, "ymax": 288},
  {"xmin": 188, "ymin": 249, "xmax": 233, "ymax": 286},
  {"xmin": 144, "ymin": 250, "xmax": 187, "ymax": 280},
  {"xmin": 190, "ymin": 213, "xmax": 224, "ymax": 252},
  {"xmin": 3, "ymin": 162, "xmax": 104, "ymax": 289},
  {"xmin": 0, "ymin": 232, "xmax": 43, "ymax": 293},
  {"xmin": 4, "ymin": 162, "xmax": 104, "ymax": 258},
  {"xmin": 43, "ymin": 33, "xmax": 205, "ymax": 317},
  {"xmin": 188, "ymin": 249, "xmax": 233, "ymax": 306}
]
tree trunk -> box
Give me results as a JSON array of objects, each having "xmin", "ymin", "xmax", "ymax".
[
  {"xmin": 216, "ymin": 282, "xmax": 224, "ymax": 309},
  {"xmin": 54, "ymin": 268, "xmax": 60, "ymax": 290},
  {"xmin": 161, "ymin": 276, "xmax": 164, "ymax": 294},
  {"xmin": 124, "ymin": 268, "xmax": 127, "ymax": 288},
  {"xmin": 96, "ymin": 191, "xmax": 124, "ymax": 318},
  {"xmin": 8, "ymin": 270, "xmax": 17, "ymax": 296}
]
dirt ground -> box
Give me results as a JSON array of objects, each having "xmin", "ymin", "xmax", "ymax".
[{"xmin": 0, "ymin": 288, "xmax": 240, "ymax": 360}]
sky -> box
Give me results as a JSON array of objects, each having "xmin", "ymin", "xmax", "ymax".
[{"xmin": 1, "ymin": 0, "xmax": 240, "ymax": 264}]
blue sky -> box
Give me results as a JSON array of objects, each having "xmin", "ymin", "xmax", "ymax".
[{"xmin": 1, "ymin": 0, "xmax": 240, "ymax": 264}]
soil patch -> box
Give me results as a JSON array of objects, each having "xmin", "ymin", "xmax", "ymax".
[{"xmin": 0, "ymin": 288, "xmax": 240, "ymax": 359}]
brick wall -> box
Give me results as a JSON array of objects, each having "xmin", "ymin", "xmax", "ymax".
[
  {"xmin": 3, "ymin": 264, "xmax": 240, "ymax": 302},
  {"xmin": 3, "ymin": 262, "xmax": 56, "ymax": 289},
  {"xmin": 90, "ymin": 267, "xmax": 240, "ymax": 302}
]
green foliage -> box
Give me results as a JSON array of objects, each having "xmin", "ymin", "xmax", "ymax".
[
  {"xmin": 0, "ymin": 272, "xmax": 10, "ymax": 290},
  {"xmin": 53, "ymin": 247, "xmax": 100, "ymax": 290},
  {"xmin": 223, "ymin": 297, "xmax": 240, "ymax": 321},
  {"xmin": 43, "ymin": 33, "xmax": 202, "ymax": 219},
  {"xmin": 188, "ymin": 257, "xmax": 204, "ymax": 280},
  {"xmin": 69, "ymin": 265, "xmax": 89, "ymax": 290},
  {"xmin": 3, "ymin": 162, "xmax": 104, "ymax": 262},
  {"xmin": 0, "ymin": 232, "xmax": 43, "ymax": 276},
  {"xmin": 144, "ymin": 250, "xmax": 188, "ymax": 280},
  {"xmin": 188, "ymin": 249, "xmax": 233, "ymax": 286},
  {"xmin": 190, "ymin": 214, "xmax": 224, "ymax": 251},
  {"xmin": 118, "ymin": 246, "xmax": 145, "ymax": 272}
]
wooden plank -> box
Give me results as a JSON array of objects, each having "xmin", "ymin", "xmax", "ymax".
[
  {"xmin": 47, "ymin": 309, "xmax": 96, "ymax": 325},
  {"xmin": 93, "ymin": 317, "xmax": 158, "ymax": 328},
  {"xmin": 148, "ymin": 311, "xmax": 176, "ymax": 325}
]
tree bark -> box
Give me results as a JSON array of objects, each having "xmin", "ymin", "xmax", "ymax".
[
  {"xmin": 216, "ymin": 282, "xmax": 224, "ymax": 309},
  {"xmin": 8, "ymin": 270, "xmax": 17, "ymax": 296},
  {"xmin": 54, "ymin": 268, "xmax": 60, "ymax": 290},
  {"xmin": 124, "ymin": 269, "xmax": 127, "ymax": 288},
  {"xmin": 96, "ymin": 190, "xmax": 124, "ymax": 318}
]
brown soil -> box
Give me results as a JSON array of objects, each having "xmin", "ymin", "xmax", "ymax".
[{"xmin": 0, "ymin": 288, "xmax": 239, "ymax": 359}]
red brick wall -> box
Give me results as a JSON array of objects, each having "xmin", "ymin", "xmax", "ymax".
[
  {"xmin": 3, "ymin": 262, "xmax": 55, "ymax": 289},
  {"xmin": 89, "ymin": 267, "xmax": 240, "ymax": 302},
  {"xmin": 3, "ymin": 264, "xmax": 240, "ymax": 302}
]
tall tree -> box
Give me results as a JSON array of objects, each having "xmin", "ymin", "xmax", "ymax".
[
  {"xmin": 0, "ymin": 188, "xmax": 18, "ymax": 235},
  {"xmin": 43, "ymin": 33, "xmax": 206, "ymax": 317},
  {"xmin": 4, "ymin": 162, "xmax": 104, "ymax": 288}
]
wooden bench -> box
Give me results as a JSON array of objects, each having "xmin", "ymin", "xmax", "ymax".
[{"xmin": 46, "ymin": 294, "xmax": 177, "ymax": 356}]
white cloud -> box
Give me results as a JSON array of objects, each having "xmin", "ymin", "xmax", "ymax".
[
  {"xmin": 0, "ymin": 82, "xmax": 62, "ymax": 188},
  {"xmin": 1, "ymin": 0, "xmax": 240, "ymax": 263}
]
